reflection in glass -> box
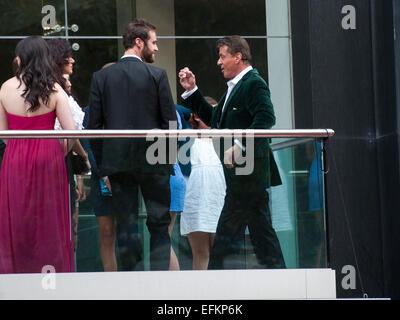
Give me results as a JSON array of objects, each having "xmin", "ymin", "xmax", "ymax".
[
  {"xmin": 75, "ymin": 137, "xmax": 328, "ymax": 271},
  {"xmin": 271, "ymin": 138, "xmax": 327, "ymax": 269}
]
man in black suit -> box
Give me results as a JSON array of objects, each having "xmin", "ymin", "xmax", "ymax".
[
  {"xmin": 87, "ymin": 19, "xmax": 177, "ymax": 271},
  {"xmin": 179, "ymin": 35, "xmax": 285, "ymax": 269}
]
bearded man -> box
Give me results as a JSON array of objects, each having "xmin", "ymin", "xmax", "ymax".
[{"xmin": 88, "ymin": 18, "xmax": 177, "ymax": 271}]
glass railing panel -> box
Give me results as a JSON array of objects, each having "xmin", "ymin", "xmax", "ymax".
[
  {"xmin": 0, "ymin": 132, "xmax": 330, "ymax": 273},
  {"xmin": 296, "ymin": 139, "xmax": 327, "ymax": 268},
  {"xmin": 268, "ymin": 138, "xmax": 327, "ymax": 268}
]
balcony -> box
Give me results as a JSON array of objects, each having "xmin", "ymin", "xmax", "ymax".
[{"xmin": 0, "ymin": 129, "xmax": 336, "ymax": 299}]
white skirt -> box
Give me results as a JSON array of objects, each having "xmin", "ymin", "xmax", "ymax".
[{"xmin": 180, "ymin": 139, "xmax": 226, "ymax": 236}]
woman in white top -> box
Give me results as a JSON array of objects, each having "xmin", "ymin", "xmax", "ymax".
[
  {"xmin": 48, "ymin": 38, "xmax": 89, "ymax": 252},
  {"xmin": 54, "ymin": 74, "xmax": 85, "ymax": 130},
  {"xmin": 180, "ymin": 112, "xmax": 226, "ymax": 270}
]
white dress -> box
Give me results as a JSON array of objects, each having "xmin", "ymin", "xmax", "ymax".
[{"xmin": 180, "ymin": 138, "xmax": 226, "ymax": 236}]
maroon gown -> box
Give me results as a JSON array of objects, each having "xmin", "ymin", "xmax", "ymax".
[{"xmin": 0, "ymin": 111, "xmax": 73, "ymax": 273}]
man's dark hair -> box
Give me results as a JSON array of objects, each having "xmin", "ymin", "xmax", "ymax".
[
  {"xmin": 123, "ymin": 18, "xmax": 156, "ymax": 50},
  {"xmin": 216, "ymin": 35, "xmax": 252, "ymax": 64}
]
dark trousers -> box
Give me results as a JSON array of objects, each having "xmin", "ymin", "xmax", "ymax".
[
  {"xmin": 208, "ymin": 166, "xmax": 286, "ymax": 270},
  {"xmin": 109, "ymin": 172, "xmax": 171, "ymax": 271}
]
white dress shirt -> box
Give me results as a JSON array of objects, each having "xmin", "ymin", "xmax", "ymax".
[
  {"xmin": 221, "ymin": 65, "xmax": 253, "ymax": 114},
  {"xmin": 121, "ymin": 54, "xmax": 142, "ymax": 61}
]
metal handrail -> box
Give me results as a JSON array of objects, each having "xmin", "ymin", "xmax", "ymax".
[{"xmin": 0, "ymin": 129, "xmax": 335, "ymax": 139}]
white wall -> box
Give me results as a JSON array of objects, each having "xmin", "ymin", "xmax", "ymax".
[{"xmin": 266, "ymin": 0, "xmax": 294, "ymax": 130}]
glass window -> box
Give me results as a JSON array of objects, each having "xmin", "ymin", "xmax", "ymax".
[
  {"xmin": 0, "ymin": 1, "xmax": 65, "ymax": 36},
  {"xmin": 69, "ymin": 39, "xmax": 119, "ymax": 107},
  {"xmin": 67, "ymin": 0, "xmax": 119, "ymax": 36},
  {"xmin": 174, "ymin": 0, "xmax": 266, "ymax": 36},
  {"xmin": 0, "ymin": 40, "xmax": 19, "ymax": 83}
]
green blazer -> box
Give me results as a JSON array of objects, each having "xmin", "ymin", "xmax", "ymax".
[{"xmin": 183, "ymin": 68, "xmax": 281, "ymax": 188}]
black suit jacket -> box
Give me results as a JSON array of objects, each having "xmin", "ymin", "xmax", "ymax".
[{"xmin": 87, "ymin": 57, "xmax": 177, "ymax": 176}]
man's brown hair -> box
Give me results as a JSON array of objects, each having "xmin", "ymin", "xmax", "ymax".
[{"xmin": 122, "ymin": 18, "xmax": 156, "ymax": 50}]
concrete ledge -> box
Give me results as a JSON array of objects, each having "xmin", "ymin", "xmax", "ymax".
[{"xmin": 0, "ymin": 268, "xmax": 336, "ymax": 300}]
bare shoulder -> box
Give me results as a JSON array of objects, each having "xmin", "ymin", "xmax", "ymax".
[
  {"xmin": 50, "ymin": 82, "xmax": 68, "ymax": 106},
  {"xmin": 51, "ymin": 83, "xmax": 68, "ymax": 101},
  {"xmin": 0, "ymin": 77, "xmax": 18, "ymax": 102},
  {"xmin": 53, "ymin": 82, "xmax": 64, "ymax": 94},
  {"xmin": 0, "ymin": 77, "xmax": 19, "ymax": 92}
]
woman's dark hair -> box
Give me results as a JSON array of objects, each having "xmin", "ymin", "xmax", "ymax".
[
  {"xmin": 47, "ymin": 38, "xmax": 72, "ymax": 74},
  {"xmin": 122, "ymin": 18, "xmax": 156, "ymax": 50},
  {"xmin": 216, "ymin": 35, "xmax": 252, "ymax": 65},
  {"xmin": 47, "ymin": 38, "xmax": 73, "ymax": 91},
  {"xmin": 15, "ymin": 36, "xmax": 60, "ymax": 112}
]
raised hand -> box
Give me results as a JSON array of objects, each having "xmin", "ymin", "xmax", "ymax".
[{"xmin": 178, "ymin": 67, "xmax": 196, "ymax": 91}]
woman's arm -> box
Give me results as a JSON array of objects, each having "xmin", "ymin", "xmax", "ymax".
[
  {"xmin": 72, "ymin": 139, "xmax": 91, "ymax": 170},
  {"xmin": 53, "ymin": 84, "xmax": 77, "ymax": 153}
]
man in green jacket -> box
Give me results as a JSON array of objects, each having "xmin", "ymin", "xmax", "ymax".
[{"xmin": 179, "ymin": 35, "xmax": 285, "ymax": 269}]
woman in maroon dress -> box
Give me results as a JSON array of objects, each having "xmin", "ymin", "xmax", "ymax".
[{"xmin": 0, "ymin": 36, "xmax": 76, "ymax": 273}]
